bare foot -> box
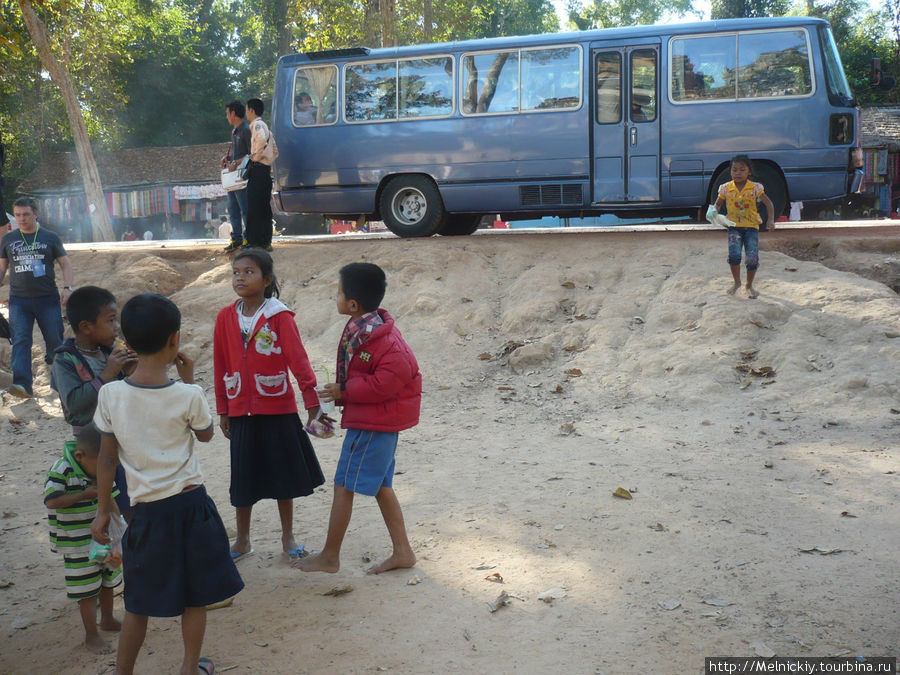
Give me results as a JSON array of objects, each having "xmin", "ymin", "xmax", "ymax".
[
  {"xmin": 99, "ymin": 616, "xmax": 122, "ymax": 631},
  {"xmin": 746, "ymin": 285, "xmax": 759, "ymax": 299},
  {"xmin": 727, "ymin": 282, "xmax": 740, "ymax": 296},
  {"xmin": 294, "ymin": 552, "xmax": 339, "ymax": 573},
  {"xmin": 367, "ymin": 550, "xmax": 416, "ymax": 575},
  {"xmin": 85, "ymin": 633, "xmax": 112, "ymax": 654}
]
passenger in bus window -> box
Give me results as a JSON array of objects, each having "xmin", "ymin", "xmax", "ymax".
[
  {"xmin": 713, "ymin": 154, "xmax": 775, "ymax": 299},
  {"xmin": 294, "ymin": 92, "xmax": 317, "ymax": 125}
]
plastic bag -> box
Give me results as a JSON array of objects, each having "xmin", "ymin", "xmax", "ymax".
[
  {"xmin": 705, "ymin": 204, "xmax": 735, "ymax": 228},
  {"xmin": 87, "ymin": 514, "xmax": 127, "ymax": 567}
]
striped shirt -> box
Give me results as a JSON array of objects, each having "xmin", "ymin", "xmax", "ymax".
[{"xmin": 44, "ymin": 441, "xmax": 118, "ymax": 555}]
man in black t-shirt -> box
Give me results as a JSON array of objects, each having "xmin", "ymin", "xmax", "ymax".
[{"xmin": 0, "ymin": 197, "xmax": 74, "ymax": 398}]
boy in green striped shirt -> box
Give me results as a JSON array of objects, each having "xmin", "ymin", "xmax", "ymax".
[{"xmin": 44, "ymin": 423, "xmax": 122, "ymax": 654}]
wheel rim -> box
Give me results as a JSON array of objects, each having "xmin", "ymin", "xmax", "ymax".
[{"xmin": 391, "ymin": 187, "xmax": 428, "ymax": 226}]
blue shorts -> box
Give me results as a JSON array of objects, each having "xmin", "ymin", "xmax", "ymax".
[
  {"xmin": 334, "ymin": 429, "xmax": 398, "ymax": 497},
  {"xmin": 727, "ymin": 227, "xmax": 759, "ymax": 269},
  {"xmin": 122, "ymin": 486, "xmax": 244, "ymax": 617}
]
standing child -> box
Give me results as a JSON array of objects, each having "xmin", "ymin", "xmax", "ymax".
[
  {"xmin": 45, "ymin": 423, "xmax": 122, "ymax": 654},
  {"xmin": 51, "ymin": 285, "xmax": 137, "ymax": 517},
  {"xmin": 713, "ymin": 154, "xmax": 776, "ymax": 298},
  {"xmin": 91, "ymin": 293, "xmax": 243, "ymax": 675},
  {"xmin": 214, "ymin": 248, "xmax": 325, "ymax": 563},
  {"xmin": 298, "ymin": 262, "xmax": 421, "ymax": 575}
]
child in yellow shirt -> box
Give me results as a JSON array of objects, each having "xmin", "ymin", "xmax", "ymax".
[{"xmin": 714, "ymin": 154, "xmax": 776, "ymax": 298}]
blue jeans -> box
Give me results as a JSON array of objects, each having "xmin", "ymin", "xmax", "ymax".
[
  {"xmin": 227, "ymin": 188, "xmax": 248, "ymax": 243},
  {"xmin": 727, "ymin": 227, "xmax": 759, "ymax": 270},
  {"xmin": 9, "ymin": 293, "xmax": 64, "ymax": 394}
]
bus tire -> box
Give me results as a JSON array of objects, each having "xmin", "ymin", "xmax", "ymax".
[
  {"xmin": 380, "ymin": 176, "xmax": 446, "ymax": 238},
  {"xmin": 439, "ymin": 215, "xmax": 481, "ymax": 236},
  {"xmin": 710, "ymin": 162, "xmax": 787, "ymax": 231}
]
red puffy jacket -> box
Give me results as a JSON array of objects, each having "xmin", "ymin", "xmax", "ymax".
[
  {"xmin": 336, "ymin": 309, "xmax": 421, "ymax": 432},
  {"xmin": 214, "ymin": 298, "xmax": 319, "ymax": 417}
]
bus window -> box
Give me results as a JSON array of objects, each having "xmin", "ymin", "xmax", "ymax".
[
  {"xmin": 346, "ymin": 60, "xmax": 398, "ymax": 122},
  {"xmin": 671, "ymin": 35, "xmax": 735, "ymax": 101},
  {"xmin": 399, "ymin": 56, "xmax": 454, "ymax": 119},
  {"xmin": 595, "ymin": 52, "xmax": 621, "ymax": 124},
  {"xmin": 630, "ymin": 49, "xmax": 656, "ymax": 122},
  {"xmin": 521, "ymin": 46, "xmax": 580, "ymax": 111},
  {"xmin": 736, "ymin": 30, "xmax": 811, "ymax": 99},
  {"xmin": 293, "ymin": 65, "xmax": 337, "ymax": 126},
  {"xmin": 462, "ymin": 50, "xmax": 519, "ymax": 114}
]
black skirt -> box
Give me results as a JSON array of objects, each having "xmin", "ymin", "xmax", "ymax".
[{"xmin": 229, "ymin": 413, "xmax": 325, "ymax": 507}]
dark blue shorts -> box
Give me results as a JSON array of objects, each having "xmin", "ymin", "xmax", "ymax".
[
  {"xmin": 122, "ymin": 486, "xmax": 244, "ymax": 617},
  {"xmin": 334, "ymin": 429, "xmax": 398, "ymax": 497}
]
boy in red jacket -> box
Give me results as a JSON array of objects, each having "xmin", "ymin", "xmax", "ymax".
[{"xmin": 297, "ymin": 262, "xmax": 421, "ymax": 575}]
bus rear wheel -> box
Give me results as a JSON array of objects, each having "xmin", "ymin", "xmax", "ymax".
[
  {"xmin": 439, "ymin": 215, "xmax": 481, "ymax": 236},
  {"xmin": 710, "ymin": 162, "xmax": 787, "ymax": 230},
  {"xmin": 380, "ymin": 176, "xmax": 446, "ymax": 238}
]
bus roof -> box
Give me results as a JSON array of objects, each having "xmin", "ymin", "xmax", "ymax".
[{"xmin": 278, "ymin": 16, "xmax": 830, "ymax": 67}]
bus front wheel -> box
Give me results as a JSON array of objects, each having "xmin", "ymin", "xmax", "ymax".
[
  {"xmin": 439, "ymin": 215, "xmax": 481, "ymax": 236},
  {"xmin": 380, "ymin": 176, "xmax": 446, "ymax": 238}
]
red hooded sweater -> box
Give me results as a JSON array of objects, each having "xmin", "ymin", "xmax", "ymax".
[
  {"xmin": 335, "ymin": 309, "xmax": 421, "ymax": 432},
  {"xmin": 214, "ymin": 298, "xmax": 319, "ymax": 417}
]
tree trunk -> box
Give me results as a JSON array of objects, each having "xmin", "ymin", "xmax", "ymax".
[
  {"xmin": 424, "ymin": 0, "xmax": 433, "ymax": 41},
  {"xmin": 274, "ymin": 0, "xmax": 292, "ymax": 57},
  {"xmin": 17, "ymin": 0, "xmax": 114, "ymax": 242},
  {"xmin": 380, "ymin": 0, "xmax": 396, "ymax": 47},
  {"xmin": 365, "ymin": 0, "xmax": 381, "ymax": 47}
]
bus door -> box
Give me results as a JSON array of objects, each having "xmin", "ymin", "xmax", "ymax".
[{"xmin": 591, "ymin": 42, "xmax": 660, "ymax": 203}]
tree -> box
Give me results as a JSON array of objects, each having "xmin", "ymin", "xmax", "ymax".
[
  {"xmin": 710, "ymin": 0, "xmax": 789, "ymax": 19},
  {"xmin": 15, "ymin": 0, "xmax": 114, "ymax": 241}
]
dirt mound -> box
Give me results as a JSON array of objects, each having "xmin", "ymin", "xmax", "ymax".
[{"xmin": 1, "ymin": 230, "xmax": 897, "ymax": 674}]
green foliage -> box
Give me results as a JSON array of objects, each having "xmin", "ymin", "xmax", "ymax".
[
  {"xmin": 568, "ymin": 0, "xmax": 696, "ymax": 30},
  {"xmin": 710, "ymin": 0, "xmax": 790, "ymax": 19}
]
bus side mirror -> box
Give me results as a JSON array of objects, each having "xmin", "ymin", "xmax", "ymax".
[{"xmin": 871, "ymin": 58, "xmax": 896, "ymax": 90}]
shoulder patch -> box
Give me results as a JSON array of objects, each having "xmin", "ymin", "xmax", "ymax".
[{"xmin": 358, "ymin": 351, "xmax": 372, "ymax": 363}]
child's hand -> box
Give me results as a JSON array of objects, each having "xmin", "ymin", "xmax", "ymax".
[
  {"xmin": 103, "ymin": 346, "xmax": 137, "ymax": 380},
  {"xmin": 766, "ymin": 219, "xmax": 775, "ymax": 231},
  {"xmin": 91, "ymin": 511, "xmax": 111, "ymax": 545},
  {"xmin": 81, "ymin": 484, "xmax": 99, "ymax": 501},
  {"xmin": 174, "ymin": 351, "xmax": 194, "ymax": 384},
  {"xmin": 219, "ymin": 415, "xmax": 231, "ymax": 439},
  {"xmin": 318, "ymin": 383, "xmax": 341, "ymax": 402}
]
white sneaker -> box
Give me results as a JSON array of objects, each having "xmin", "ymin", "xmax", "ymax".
[{"xmin": 8, "ymin": 384, "xmax": 31, "ymax": 399}]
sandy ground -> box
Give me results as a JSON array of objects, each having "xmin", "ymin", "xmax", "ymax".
[{"xmin": 0, "ymin": 227, "xmax": 898, "ymax": 674}]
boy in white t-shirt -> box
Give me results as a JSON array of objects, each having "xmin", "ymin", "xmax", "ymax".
[{"xmin": 91, "ymin": 293, "xmax": 243, "ymax": 675}]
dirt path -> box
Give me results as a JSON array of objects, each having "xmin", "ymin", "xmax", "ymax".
[{"xmin": 1, "ymin": 230, "xmax": 897, "ymax": 674}]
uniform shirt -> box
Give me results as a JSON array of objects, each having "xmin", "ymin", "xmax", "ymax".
[
  {"xmin": 249, "ymin": 118, "xmax": 278, "ymax": 166},
  {"xmin": 717, "ymin": 180, "xmax": 765, "ymax": 229},
  {"xmin": 0, "ymin": 226, "xmax": 66, "ymax": 297},
  {"xmin": 94, "ymin": 380, "xmax": 213, "ymax": 504},
  {"xmin": 44, "ymin": 441, "xmax": 119, "ymax": 554}
]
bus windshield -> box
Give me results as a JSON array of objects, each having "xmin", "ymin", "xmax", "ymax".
[{"xmin": 820, "ymin": 26, "xmax": 853, "ymax": 103}]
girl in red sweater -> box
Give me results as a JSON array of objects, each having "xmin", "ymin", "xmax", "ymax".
[{"xmin": 213, "ymin": 248, "xmax": 325, "ymax": 563}]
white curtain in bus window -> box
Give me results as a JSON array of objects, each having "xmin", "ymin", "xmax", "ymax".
[
  {"xmin": 462, "ymin": 51, "xmax": 519, "ymax": 114},
  {"xmin": 630, "ymin": 49, "xmax": 656, "ymax": 122},
  {"xmin": 595, "ymin": 52, "xmax": 621, "ymax": 123},
  {"xmin": 398, "ymin": 57, "xmax": 453, "ymax": 119},
  {"xmin": 293, "ymin": 66, "xmax": 337, "ymax": 126},
  {"xmin": 520, "ymin": 47, "xmax": 580, "ymax": 112},
  {"xmin": 736, "ymin": 31, "xmax": 811, "ymax": 99},
  {"xmin": 345, "ymin": 61, "xmax": 398, "ymax": 122},
  {"xmin": 671, "ymin": 35, "xmax": 736, "ymax": 101}
]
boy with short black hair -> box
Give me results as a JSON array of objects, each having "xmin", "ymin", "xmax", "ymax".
[
  {"xmin": 45, "ymin": 422, "xmax": 122, "ymax": 654},
  {"xmin": 91, "ymin": 293, "xmax": 243, "ymax": 675},
  {"xmin": 51, "ymin": 285, "xmax": 136, "ymax": 514},
  {"xmin": 298, "ymin": 262, "xmax": 422, "ymax": 575}
]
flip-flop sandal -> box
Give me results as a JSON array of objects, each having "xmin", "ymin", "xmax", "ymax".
[
  {"xmin": 230, "ymin": 549, "xmax": 254, "ymax": 561},
  {"xmin": 198, "ymin": 657, "xmax": 215, "ymax": 675},
  {"xmin": 282, "ymin": 546, "xmax": 308, "ymax": 562}
]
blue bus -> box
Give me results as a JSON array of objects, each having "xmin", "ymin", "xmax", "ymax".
[{"xmin": 272, "ymin": 17, "xmax": 858, "ymax": 237}]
